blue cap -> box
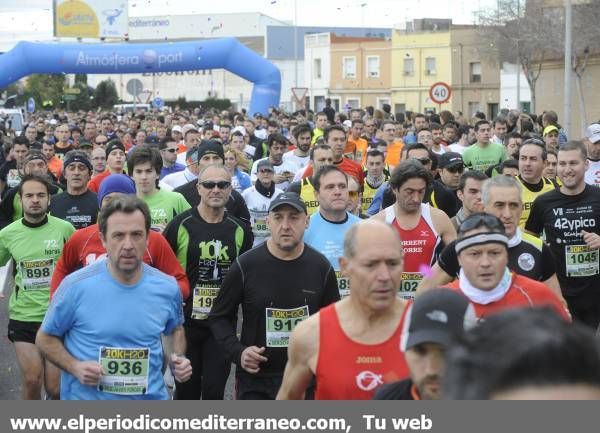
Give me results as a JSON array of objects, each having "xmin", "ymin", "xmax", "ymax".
[{"xmin": 97, "ymin": 174, "xmax": 136, "ymax": 206}]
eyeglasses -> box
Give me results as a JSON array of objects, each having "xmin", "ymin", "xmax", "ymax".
[
  {"xmin": 445, "ymin": 164, "xmax": 464, "ymax": 174},
  {"xmin": 412, "ymin": 157, "xmax": 431, "ymax": 165},
  {"xmin": 458, "ymin": 213, "xmax": 505, "ymax": 236},
  {"xmin": 348, "ymin": 191, "xmax": 359, "ymax": 199},
  {"xmin": 259, "ymin": 169, "xmax": 274, "ymax": 174},
  {"xmin": 163, "ymin": 148, "xmax": 177, "ymax": 153},
  {"xmin": 198, "ymin": 181, "xmax": 231, "ymax": 190},
  {"xmin": 95, "ymin": 140, "xmax": 107, "ymax": 145}
]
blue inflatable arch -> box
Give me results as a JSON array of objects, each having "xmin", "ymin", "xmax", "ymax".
[{"xmin": 0, "ymin": 38, "xmax": 281, "ymax": 115}]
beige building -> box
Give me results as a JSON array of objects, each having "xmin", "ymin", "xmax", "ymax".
[
  {"xmin": 534, "ymin": 54, "xmax": 600, "ymax": 138},
  {"xmin": 391, "ymin": 20, "xmax": 501, "ymax": 119},
  {"xmin": 328, "ymin": 35, "xmax": 392, "ymax": 110}
]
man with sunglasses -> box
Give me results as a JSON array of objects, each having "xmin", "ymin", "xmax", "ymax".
[
  {"xmin": 417, "ymin": 175, "xmax": 564, "ymax": 305},
  {"xmin": 158, "ymin": 136, "xmax": 185, "ymax": 180},
  {"xmin": 172, "ymin": 141, "xmax": 251, "ymax": 226},
  {"xmin": 304, "ymin": 166, "xmax": 361, "ymax": 298},
  {"xmin": 164, "ymin": 164, "xmax": 253, "ymax": 400},
  {"xmin": 443, "ymin": 213, "xmax": 567, "ymax": 321},
  {"xmin": 373, "ymin": 160, "xmax": 456, "ymax": 300},
  {"xmin": 437, "ymin": 152, "xmax": 464, "ymax": 214},
  {"xmin": 516, "ymin": 138, "xmax": 558, "ymax": 228}
]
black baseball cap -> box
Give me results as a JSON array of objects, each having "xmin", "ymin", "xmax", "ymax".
[
  {"xmin": 257, "ymin": 159, "xmax": 274, "ymax": 172},
  {"xmin": 438, "ymin": 152, "xmax": 464, "ymax": 169},
  {"xmin": 268, "ymin": 192, "xmax": 307, "ymax": 214},
  {"xmin": 197, "ymin": 139, "xmax": 224, "ymax": 161},
  {"xmin": 400, "ymin": 289, "xmax": 476, "ymax": 352}
]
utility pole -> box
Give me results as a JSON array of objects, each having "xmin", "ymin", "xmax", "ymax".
[
  {"xmin": 516, "ymin": 0, "xmax": 521, "ymax": 111},
  {"xmin": 563, "ymin": 0, "xmax": 572, "ymax": 137}
]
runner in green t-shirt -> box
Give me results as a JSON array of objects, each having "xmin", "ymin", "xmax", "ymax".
[
  {"xmin": 463, "ymin": 120, "xmax": 506, "ymax": 173},
  {"xmin": 0, "ymin": 174, "xmax": 75, "ymax": 399},
  {"xmin": 128, "ymin": 145, "xmax": 191, "ymax": 233}
]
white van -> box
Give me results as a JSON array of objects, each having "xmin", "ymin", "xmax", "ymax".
[
  {"xmin": 0, "ymin": 108, "xmax": 25, "ymax": 136},
  {"xmin": 113, "ymin": 104, "xmax": 151, "ymax": 113}
]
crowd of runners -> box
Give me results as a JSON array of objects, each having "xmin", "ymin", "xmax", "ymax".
[{"xmin": 0, "ymin": 101, "xmax": 599, "ymax": 400}]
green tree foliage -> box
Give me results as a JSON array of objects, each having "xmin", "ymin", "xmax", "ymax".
[
  {"xmin": 93, "ymin": 79, "xmax": 119, "ymax": 109},
  {"xmin": 23, "ymin": 74, "xmax": 66, "ymax": 109}
]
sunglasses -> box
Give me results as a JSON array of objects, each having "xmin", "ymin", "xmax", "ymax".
[
  {"xmin": 163, "ymin": 148, "xmax": 177, "ymax": 153},
  {"xmin": 445, "ymin": 164, "xmax": 464, "ymax": 174},
  {"xmin": 96, "ymin": 140, "xmax": 107, "ymax": 145},
  {"xmin": 458, "ymin": 213, "xmax": 505, "ymax": 236},
  {"xmin": 198, "ymin": 181, "xmax": 231, "ymax": 190},
  {"xmin": 259, "ymin": 169, "xmax": 274, "ymax": 174}
]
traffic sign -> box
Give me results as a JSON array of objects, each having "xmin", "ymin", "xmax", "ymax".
[
  {"xmin": 27, "ymin": 97, "xmax": 35, "ymax": 113},
  {"xmin": 152, "ymin": 97, "xmax": 164, "ymax": 109},
  {"xmin": 291, "ymin": 87, "xmax": 308, "ymax": 105},
  {"xmin": 126, "ymin": 79, "xmax": 144, "ymax": 97},
  {"xmin": 63, "ymin": 87, "xmax": 81, "ymax": 95},
  {"xmin": 63, "ymin": 94, "xmax": 77, "ymax": 101},
  {"xmin": 429, "ymin": 82, "xmax": 451, "ymax": 104}
]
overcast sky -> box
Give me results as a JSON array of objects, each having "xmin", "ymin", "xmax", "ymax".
[{"xmin": 0, "ymin": 0, "xmax": 495, "ymax": 51}]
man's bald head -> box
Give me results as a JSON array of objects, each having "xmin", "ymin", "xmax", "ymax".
[{"xmin": 344, "ymin": 220, "xmax": 402, "ymax": 259}]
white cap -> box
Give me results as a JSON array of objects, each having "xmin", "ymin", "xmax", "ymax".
[
  {"xmin": 181, "ymin": 123, "xmax": 197, "ymax": 136},
  {"xmin": 586, "ymin": 123, "xmax": 600, "ymax": 143},
  {"xmin": 231, "ymin": 126, "xmax": 247, "ymax": 136},
  {"xmin": 171, "ymin": 125, "xmax": 182, "ymax": 133}
]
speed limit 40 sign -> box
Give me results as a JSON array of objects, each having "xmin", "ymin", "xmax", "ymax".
[{"xmin": 429, "ymin": 82, "xmax": 452, "ymax": 104}]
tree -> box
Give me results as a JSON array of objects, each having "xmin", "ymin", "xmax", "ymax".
[
  {"xmin": 476, "ymin": 0, "xmax": 555, "ymax": 113},
  {"xmin": 93, "ymin": 79, "xmax": 119, "ymax": 109},
  {"xmin": 23, "ymin": 74, "xmax": 66, "ymax": 109},
  {"xmin": 544, "ymin": 1, "xmax": 600, "ymax": 134}
]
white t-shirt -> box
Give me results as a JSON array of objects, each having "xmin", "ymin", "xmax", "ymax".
[
  {"xmin": 283, "ymin": 150, "xmax": 310, "ymax": 171},
  {"xmin": 447, "ymin": 143, "xmax": 469, "ymax": 155},
  {"xmin": 241, "ymin": 186, "xmax": 283, "ymax": 247},
  {"xmin": 159, "ymin": 168, "xmax": 197, "ymax": 191},
  {"xmin": 250, "ymin": 157, "xmax": 299, "ymax": 191},
  {"xmin": 585, "ymin": 159, "xmax": 600, "ymax": 187}
]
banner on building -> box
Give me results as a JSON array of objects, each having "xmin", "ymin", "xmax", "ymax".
[{"xmin": 53, "ymin": 0, "xmax": 128, "ymax": 39}]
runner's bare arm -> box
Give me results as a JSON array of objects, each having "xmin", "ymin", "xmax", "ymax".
[
  {"xmin": 276, "ymin": 315, "xmax": 319, "ymax": 400},
  {"xmin": 169, "ymin": 325, "xmax": 187, "ymax": 357},
  {"xmin": 36, "ymin": 330, "xmax": 103, "ymax": 385},
  {"xmin": 415, "ymin": 262, "xmax": 454, "ymax": 295},
  {"xmin": 431, "ymin": 207, "xmax": 457, "ymax": 246}
]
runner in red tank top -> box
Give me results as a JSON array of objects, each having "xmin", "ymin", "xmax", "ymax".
[
  {"xmin": 374, "ymin": 161, "xmax": 456, "ymax": 299},
  {"xmin": 277, "ymin": 220, "xmax": 411, "ymax": 400},
  {"xmin": 315, "ymin": 303, "xmax": 409, "ymax": 399}
]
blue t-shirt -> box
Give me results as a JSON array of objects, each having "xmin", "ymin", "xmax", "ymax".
[
  {"xmin": 160, "ymin": 162, "xmax": 186, "ymax": 180},
  {"xmin": 304, "ymin": 212, "xmax": 360, "ymax": 270},
  {"xmin": 42, "ymin": 259, "xmax": 183, "ymax": 400}
]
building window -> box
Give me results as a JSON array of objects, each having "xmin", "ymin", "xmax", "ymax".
[
  {"xmin": 468, "ymin": 101, "xmax": 481, "ymax": 116},
  {"xmin": 425, "ymin": 57, "xmax": 436, "ymax": 75},
  {"xmin": 403, "ymin": 58, "xmax": 414, "ymax": 76},
  {"xmin": 314, "ymin": 58, "xmax": 322, "ymax": 79},
  {"xmin": 470, "ymin": 62, "xmax": 481, "ymax": 83},
  {"xmin": 366, "ymin": 56, "xmax": 380, "ymax": 78},
  {"xmin": 346, "ymin": 98, "xmax": 360, "ymax": 109},
  {"xmin": 343, "ymin": 56, "xmax": 357, "ymax": 79}
]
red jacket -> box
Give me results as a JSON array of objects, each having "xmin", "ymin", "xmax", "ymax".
[
  {"xmin": 446, "ymin": 273, "xmax": 569, "ymax": 321},
  {"xmin": 303, "ymin": 157, "xmax": 365, "ymax": 184},
  {"xmin": 50, "ymin": 224, "xmax": 190, "ymax": 299}
]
